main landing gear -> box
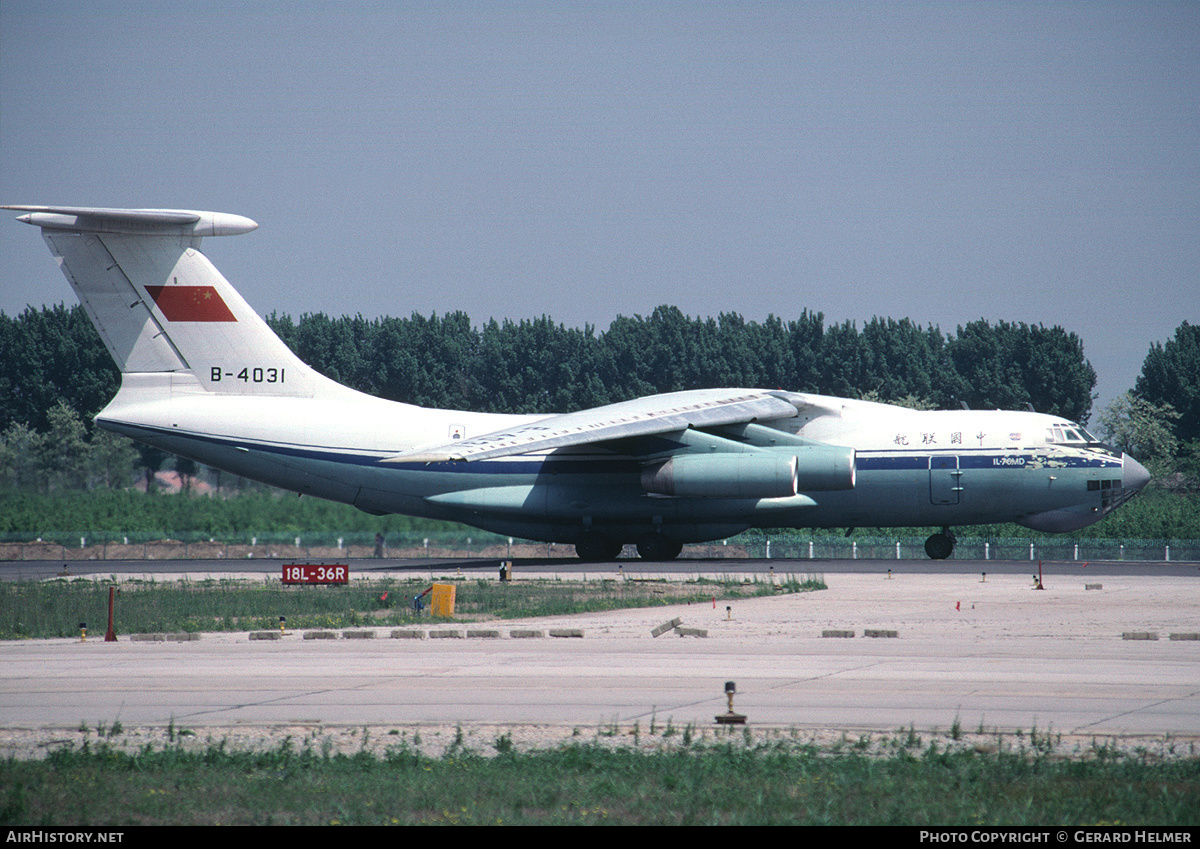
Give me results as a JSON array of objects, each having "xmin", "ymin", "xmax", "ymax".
[
  {"xmin": 573, "ymin": 538, "xmax": 623, "ymax": 562},
  {"xmin": 635, "ymin": 536, "xmax": 683, "ymax": 561},
  {"xmin": 574, "ymin": 536, "xmax": 683, "ymax": 561},
  {"xmin": 579, "ymin": 532, "xmax": 956, "ymax": 561},
  {"xmin": 924, "ymin": 528, "xmax": 956, "ymax": 560}
]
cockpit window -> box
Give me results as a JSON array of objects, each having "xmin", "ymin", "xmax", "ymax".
[{"xmin": 1046, "ymin": 424, "xmax": 1097, "ymax": 445}]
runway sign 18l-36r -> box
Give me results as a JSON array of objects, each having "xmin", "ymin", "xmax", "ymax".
[{"xmin": 282, "ymin": 564, "xmax": 349, "ymax": 584}]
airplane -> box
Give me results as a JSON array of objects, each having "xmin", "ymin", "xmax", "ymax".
[{"xmin": 5, "ymin": 205, "xmax": 1151, "ymax": 560}]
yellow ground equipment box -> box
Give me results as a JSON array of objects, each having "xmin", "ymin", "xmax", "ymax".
[{"xmin": 430, "ymin": 583, "xmax": 456, "ymax": 618}]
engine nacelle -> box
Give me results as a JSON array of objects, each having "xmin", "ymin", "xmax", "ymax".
[
  {"xmin": 793, "ymin": 444, "xmax": 856, "ymax": 492},
  {"xmin": 641, "ymin": 446, "xmax": 855, "ymax": 499}
]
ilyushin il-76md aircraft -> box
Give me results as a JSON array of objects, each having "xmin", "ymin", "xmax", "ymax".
[{"xmin": 6, "ymin": 206, "xmax": 1151, "ymax": 560}]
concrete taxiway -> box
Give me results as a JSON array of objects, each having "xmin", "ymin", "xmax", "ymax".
[{"xmin": 2, "ymin": 561, "xmax": 1198, "ymax": 741}]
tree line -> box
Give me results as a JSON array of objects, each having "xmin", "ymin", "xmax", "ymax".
[
  {"xmin": 2, "ymin": 303, "xmax": 1103, "ymax": 436},
  {"xmin": 262, "ymin": 307, "xmax": 1098, "ymax": 421}
]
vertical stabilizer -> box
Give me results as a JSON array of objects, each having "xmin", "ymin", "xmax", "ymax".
[{"xmin": 6, "ymin": 206, "xmax": 336, "ymax": 400}]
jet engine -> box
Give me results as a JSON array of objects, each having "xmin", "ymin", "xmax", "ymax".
[{"xmin": 641, "ymin": 445, "xmax": 855, "ymax": 499}]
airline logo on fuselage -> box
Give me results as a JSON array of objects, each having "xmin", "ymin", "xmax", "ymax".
[{"xmin": 145, "ymin": 285, "xmax": 237, "ymax": 322}]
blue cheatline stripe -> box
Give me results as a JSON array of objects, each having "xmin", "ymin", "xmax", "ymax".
[{"xmin": 857, "ymin": 451, "xmax": 1122, "ymax": 471}]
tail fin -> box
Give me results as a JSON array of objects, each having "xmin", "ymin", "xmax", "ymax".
[{"xmin": 6, "ymin": 206, "xmax": 333, "ymax": 399}]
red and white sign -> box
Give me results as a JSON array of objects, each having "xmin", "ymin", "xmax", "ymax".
[{"xmin": 282, "ymin": 563, "xmax": 348, "ymax": 584}]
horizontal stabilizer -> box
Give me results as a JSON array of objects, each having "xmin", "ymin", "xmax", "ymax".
[{"xmin": 3, "ymin": 205, "xmax": 257, "ymax": 237}]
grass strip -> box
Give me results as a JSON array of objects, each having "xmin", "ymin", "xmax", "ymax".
[
  {"xmin": 0, "ymin": 575, "xmax": 825, "ymax": 639},
  {"xmin": 2, "ymin": 734, "xmax": 1197, "ymax": 826}
]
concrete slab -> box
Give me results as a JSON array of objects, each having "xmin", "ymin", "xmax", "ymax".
[{"xmin": 0, "ymin": 570, "xmax": 1197, "ymax": 740}]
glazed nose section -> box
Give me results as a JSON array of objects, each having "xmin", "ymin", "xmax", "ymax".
[{"xmin": 1123, "ymin": 454, "xmax": 1151, "ymax": 493}]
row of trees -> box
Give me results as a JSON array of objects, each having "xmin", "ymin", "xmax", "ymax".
[
  {"xmin": 264, "ymin": 307, "xmax": 1099, "ymax": 421},
  {"xmin": 1094, "ymin": 323, "xmax": 1199, "ymax": 483},
  {"xmin": 0, "ymin": 401, "xmax": 137, "ymax": 493},
  {"xmin": 0, "ymin": 304, "xmax": 118, "ymax": 436},
  {"xmin": 1, "ymin": 303, "xmax": 1099, "ymax": 436}
]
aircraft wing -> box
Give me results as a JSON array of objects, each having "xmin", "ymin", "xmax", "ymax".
[{"xmin": 386, "ymin": 388, "xmax": 830, "ymax": 463}]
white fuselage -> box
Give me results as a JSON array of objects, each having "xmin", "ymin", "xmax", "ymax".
[{"xmin": 98, "ymin": 376, "xmax": 1140, "ymax": 544}]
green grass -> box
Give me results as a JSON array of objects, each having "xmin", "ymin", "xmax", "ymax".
[
  {"xmin": 3, "ymin": 734, "xmax": 1197, "ymax": 826},
  {"xmin": 0, "ymin": 574, "xmax": 825, "ymax": 639}
]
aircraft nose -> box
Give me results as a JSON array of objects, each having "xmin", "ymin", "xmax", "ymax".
[{"xmin": 1122, "ymin": 454, "xmax": 1151, "ymax": 493}]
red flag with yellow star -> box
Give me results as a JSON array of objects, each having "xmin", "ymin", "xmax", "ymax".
[{"xmin": 144, "ymin": 285, "xmax": 237, "ymax": 322}]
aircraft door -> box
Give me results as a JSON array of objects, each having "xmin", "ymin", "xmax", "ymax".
[{"xmin": 929, "ymin": 455, "xmax": 962, "ymax": 505}]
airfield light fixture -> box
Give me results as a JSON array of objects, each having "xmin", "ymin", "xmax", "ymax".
[{"xmin": 716, "ymin": 681, "xmax": 746, "ymax": 725}]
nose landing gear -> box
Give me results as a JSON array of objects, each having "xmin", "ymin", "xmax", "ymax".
[{"xmin": 924, "ymin": 528, "xmax": 956, "ymax": 560}]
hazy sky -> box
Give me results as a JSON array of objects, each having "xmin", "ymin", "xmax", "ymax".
[{"xmin": 2, "ymin": 1, "xmax": 1197, "ymax": 417}]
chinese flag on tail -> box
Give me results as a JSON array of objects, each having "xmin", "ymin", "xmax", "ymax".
[{"xmin": 144, "ymin": 285, "xmax": 237, "ymax": 322}]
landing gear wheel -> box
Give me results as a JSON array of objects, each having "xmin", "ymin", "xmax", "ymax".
[
  {"xmin": 636, "ymin": 537, "xmax": 683, "ymax": 561},
  {"xmin": 575, "ymin": 538, "xmax": 624, "ymax": 561},
  {"xmin": 924, "ymin": 532, "xmax": 955, "ymax": 560}
]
